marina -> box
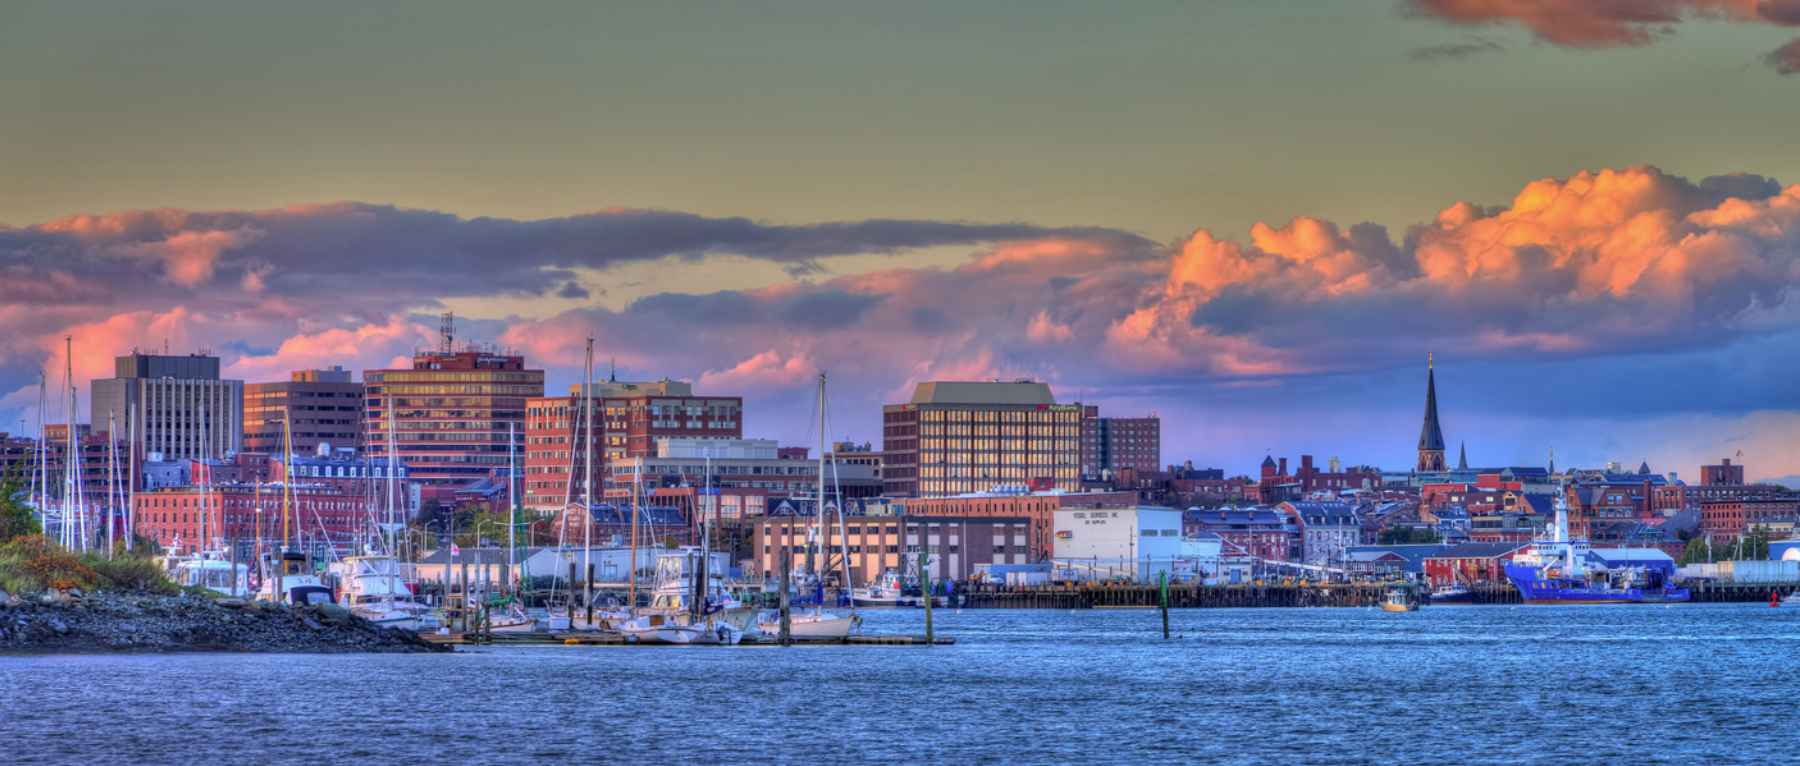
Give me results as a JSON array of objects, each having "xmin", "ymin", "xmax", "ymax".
[{"xmin": 6, "ymin": 605, "xmax": 1798, "ymax": 764}]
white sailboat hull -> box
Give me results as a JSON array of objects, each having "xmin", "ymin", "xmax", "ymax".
[{"xmin": 758, "ymin": 611, "xmax": 857, "ymax": 639}]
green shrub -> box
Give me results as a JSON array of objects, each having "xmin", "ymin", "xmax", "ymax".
[
  {"xmin": 85, "ymin": 553, "xmax": 179, "ymax": 595},
  {"xmin": 0, "ymin": 535, "xmax": 97, "ymax": 595}
]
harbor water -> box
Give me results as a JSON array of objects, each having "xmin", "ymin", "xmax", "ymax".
[{"xmin": 4, "ymin": 604, "xmax": 1796, "ymax": 764}]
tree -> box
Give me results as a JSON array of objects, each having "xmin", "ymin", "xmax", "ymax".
[
  {"xmin": 1379, "ymin": 526, "xmax": 1441, "ymax": 545},
  {"xmin": 1678, "ymin": 536, "xmax": 1711, "ymax": 566},
  {"xmin": 0, "ymin": 475, "xmax": 41, "ymax": 543}
]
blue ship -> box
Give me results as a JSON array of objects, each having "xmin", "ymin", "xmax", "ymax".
[{"xmin": 1502, "ymin": 494, "xmax": 1691, "ymax": 605}]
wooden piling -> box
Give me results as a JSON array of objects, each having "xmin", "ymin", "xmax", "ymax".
[
  {"xmin": 778, "ymin": 548, "xmax": 792, "ymax": 647},
  {"xmin": 567, "ymin": 561, "xmax": 578, "ymax": 624},
  {"xmin": 586, "ymin": 563, "xmax": 596, "ymax": 626},
  {"xmin": 1159, "ymin": 572, "xmax": 1170, "ymax": 640},
  {"xmin": 920, "ymin": 551, "xmax": 933, "ymax": 646}
]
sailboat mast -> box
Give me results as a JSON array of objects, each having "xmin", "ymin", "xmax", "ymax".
[
  {"xmin": 199, "ymin": 401, "xmax": 209, "ymax": 552},
  {"xmin": 816, "ymin": 373, "xmax": 827, "ymax": 585},
  {"xmin": 386, "ymin": 387, "xmax": 397, "ymax": 555},
  {"xmin": 629, "ymin": 457, "xmax": 641, "ymax": 609},
  {"xmin": 63, "ymin": 336, "xmax": 76, "ymax": 550},
  {"xmin": 282, "ymin": 409, "xmax": 293, "ymax": 549},
  {"xmin": 582, "ymin": 338, "xmax": 595, "ymax": 614},
  {"xmin": 106, "ymin": 409, "xmax": 117, "ymax": 557},
  {"xmin": 507, "ymin": 421, "xmax": 516, "ymax": 583},
  {"xmin": 125, "ymin": 403, "xmax": 135, "ymax": 551},
  {"xmin": 34, "ymin": 372, "xmax": 45, "ymax": 527}
]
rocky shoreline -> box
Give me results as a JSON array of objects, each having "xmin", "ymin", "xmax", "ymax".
[{"xmin": 0, "ymin": 590, "xmax": 447, "ymax": 654}]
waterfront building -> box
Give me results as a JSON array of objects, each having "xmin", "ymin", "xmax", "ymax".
[
  {"xmin": 243, "ymin": 367, "xmax": 363, "ymax": 454},
  {"xmin": 363, "ymin": 347, "xmax": 544, "ymax": 491},
  {"xmin": 1051, "ymin": 505, "xmax": 1185, "ymax": 582},
  {"xmin": 600, "ymin": 438, "xmax": 880, "ymax": 524},
  {"xmin": 891, "ymin": 488, "xmax": 1138, "ymax": 561},
  {"xmin": 520, "ymin": 378, "xmax": 741, "ymax": 512},
  {"xmin": 1699, "ymin": 495, "xmax": 1800, "ymax": 538},
  {"xmin": 91, "ymin": 352, "xmax": 243, "ymax": 461},
  {"xmin": 751, "ymin": 512, "xmax": 1032, "ymax": 584},
  {"xmin": 549, "ymin": 503, "xmax": 692, "ymax": 547},
  {"xmin": 1421, "ymin": 542, "xmax": 1528, "ymax": 588},
  {"xmin": 1277, "ymin": 501, "xmax": 1364, "ymax": 567},
  {"xmin": 1183, "ymin": 506, "xmax": 1296, "ymax": 562},
  {"xmin": 881, "ymin": 380, "xmax": 1082, "ymax": 497},
  {"xmin": 133, "ymin": 483, "xmax": 365, "ymax": 558}
]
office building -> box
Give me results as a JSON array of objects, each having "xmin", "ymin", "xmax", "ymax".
[
  {"xmin": 243, "ymin": 367, "xmax": 364, "ymax": 454},
  {"xmin": 881, "ymin": 380, "xmax": 1082, "ymax": 497},
  {"xmin": 90, "ymin": 352, "xmax": 243, "ymax": 461}
]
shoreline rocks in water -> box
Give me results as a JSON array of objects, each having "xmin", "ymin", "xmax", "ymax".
[{"xmin": 0, "ymin": 590, "xmax": 447, "ymax": 654}]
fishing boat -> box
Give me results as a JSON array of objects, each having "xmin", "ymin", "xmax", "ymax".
[
  {"xmin": 1380, "ymin": 584, "xmax": 1418, "ymax": 612},
  {"xmin": 1502, "ymin": 493, "xmax": 1690, "ymax": 604},
  {"xmin": 259, "ymin": 549, "xmax": 335, "ymax": 605},
  {"xmin": 333, "ymin": 554, "xmax": 435, "ymax": 630},
  {"xmin": 167, "ymin": 551, "xmax": 250, "ymax": 597},
  {"xmin": 853, "ymin": 569, "xmax": 906, "ymax": 607},
  {"xmin": 1428, "ymin": 582, "xmax": 1473, "ymax": 604}
]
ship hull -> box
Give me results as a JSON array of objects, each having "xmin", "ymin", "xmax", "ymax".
[{"xmin": 1504, "ymin": 564, "xmax": 1691, "ymax": 604}]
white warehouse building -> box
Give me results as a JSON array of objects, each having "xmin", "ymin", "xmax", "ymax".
[{"xmin": 1052, "ymin": 505, "xmax": 1189, "ymax": 583}]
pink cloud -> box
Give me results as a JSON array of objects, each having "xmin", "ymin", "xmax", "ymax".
[
  {"xmin": 697, "ymin": 349, "xmax": 818, "ymax": 392},
  {"xmin": 1409, "ymin": 0, "xmax": 1800, "ymax": 73}
]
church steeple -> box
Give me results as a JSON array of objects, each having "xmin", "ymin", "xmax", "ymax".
[
  {"xmin": 1457, "ymin": 441, "xmax": 1468, "ymax": 471},
  {"xmin": 1416, "ymin": 354, "xmax": 1447, "ymax": 473}
]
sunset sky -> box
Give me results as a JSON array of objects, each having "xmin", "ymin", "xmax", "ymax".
[{"xmin": 4, "ymin": 2, "xmax": 1799, "ymax": 481}]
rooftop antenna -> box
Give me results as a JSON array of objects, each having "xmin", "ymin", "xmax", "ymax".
[{"xmin": 439, "ymin": 312, "xmax": 455, "ymax": 354}]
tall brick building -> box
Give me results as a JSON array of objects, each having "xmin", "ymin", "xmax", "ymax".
[
  {"xmin": 364, "ymin": 349, "xmax": 544, "ymax": 490},
  {"xmin": 1079, "ymin": 406, "xmax": 1161, "ymax": 477},
  {"xmin": 521, "ymin": 378, "xmax": 742, "ymax": 512}
]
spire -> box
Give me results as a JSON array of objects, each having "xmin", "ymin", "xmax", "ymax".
[
  {"xmin": 1457, "ymin": 442, "xmax": 1468, "ymax": 471},
  {"xmin": 1548, "ymin": 447, "xmax": 1556, "ymax": 475},
  {"xmin": 1416, "ymin": 355, "xmax": 1446, "ymax": 472}
]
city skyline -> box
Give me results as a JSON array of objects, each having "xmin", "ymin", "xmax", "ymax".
[{"xmin": 4, "ymin": 3, "xmax": 1800, "ymax": 481}]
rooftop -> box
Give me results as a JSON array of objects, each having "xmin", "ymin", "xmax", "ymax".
[{"xmin": 909, "ymin": 380, "xmax": 1055, "ymax": 406}]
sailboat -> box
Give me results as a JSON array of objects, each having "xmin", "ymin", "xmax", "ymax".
[
  {"xmin": 755, "ymin": 373, "xmax": 858, "ymax": 640},
  {"xmin": 615, "ymin": 453, "xmax": 751, "ymax": 644},
  {"xmin": 257, "ymin": 411, "xmax": 334, "ymax": 606}
]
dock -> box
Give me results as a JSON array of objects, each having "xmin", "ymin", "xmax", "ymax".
[
  {"xmin": 959, "ymin": 582, "xmax": 1428, "ymax": 609},
  {"xmin": 421, "ymin": 631, "xmax": 953, "ymax": 648}
]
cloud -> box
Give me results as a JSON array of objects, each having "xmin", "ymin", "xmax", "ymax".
[
  {"xmin": 1407, "ymin": 0, "xmax": 1800, "ymax": 73},
  {"xmin": 1768, "ymin": 36, "xmax": 1800, "ymax": 73},
  {"xmin": 5, "ymin": 166, "xmax": 1800, "ymax": 475},
  {"xmin": 1408, "ymin": 36, "xmax": 1506, "ymax": 61}
]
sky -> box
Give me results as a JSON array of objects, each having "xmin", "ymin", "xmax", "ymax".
[{"xmin": 3, "ymin": 1, "xmax": 1800, "ymax": 481}]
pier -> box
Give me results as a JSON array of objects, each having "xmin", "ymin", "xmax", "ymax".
[
  {"xmin": 959, "ymin": 582, "xmax": 1427, "ymax": 609},
  {"xmin": 422, "ymin": 631, "xmax": 953, "ymax": 647}
]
